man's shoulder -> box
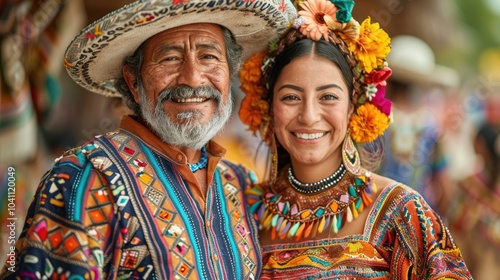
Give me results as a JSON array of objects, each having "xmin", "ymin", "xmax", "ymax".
[
  {"xmin": 41, "ymin": 133, "xmax": 126, "ymax": 194},
  {"xmin": 56, "ymin": 130, "xmax": 133, "ymax": 162},
  {"xmin": 218, "ymin": 158, "xmax": 247, "ymax": 172},
  {"xmin": 217, "ymin": 159, "xmax": 258, "ymax": 185}
]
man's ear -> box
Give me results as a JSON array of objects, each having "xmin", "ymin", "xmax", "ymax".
[{"xmin": 122, "ymin": 65, "xmax": 140, "ymax": 104}]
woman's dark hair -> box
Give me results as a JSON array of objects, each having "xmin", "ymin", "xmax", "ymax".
[
  {"xmin": 114, "ymin": 26, "xmax": 243, "ymax": 116},
  {"xmin": 268, "ymin": 38, "xmax": 354, "ymax": 103},
  {"xmin": 267, "ymin": 38, "xmax": 355, "ymax": 172}
]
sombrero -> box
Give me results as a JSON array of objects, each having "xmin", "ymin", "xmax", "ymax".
[
  {"xmin": 64, "ymin": 0, "xmax": 297, "ymax": 97},
  {"xmin": 387, "ymin": 35, "xmax": 460, "ymax": 88}
]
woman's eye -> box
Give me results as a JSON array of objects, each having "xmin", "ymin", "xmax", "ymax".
[
  {"xmin": 321, "ymin": 94, "xmax": 338, "ymax": 101},
  {"xmin": 280, "ymin": 94, "xmax": 300, "ymax": 101}
]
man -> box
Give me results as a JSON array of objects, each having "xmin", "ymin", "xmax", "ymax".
[{"xmin": 1, "ymin": 1, "xmax": 296, "ymax": 279}]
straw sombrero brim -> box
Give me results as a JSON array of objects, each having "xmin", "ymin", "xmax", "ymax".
[{"xmin": 64, "ymin": 0, "xmax": 296, "ymax": 97}]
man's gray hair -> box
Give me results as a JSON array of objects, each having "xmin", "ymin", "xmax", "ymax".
[{"xmin": 115, "ymin": 27, "xmax": 243, "ymax": 115}]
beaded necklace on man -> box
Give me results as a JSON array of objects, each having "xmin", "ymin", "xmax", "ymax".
[
  {"xmin": 246, "ymin": 163, "xmax": 377, "ymax": 241},
  {"xmin": 188, "ymin": 146, "xmax": 208, "ymax": 172}
]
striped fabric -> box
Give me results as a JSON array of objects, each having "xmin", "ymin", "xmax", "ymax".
[{"xmin": 1, "ymin": 127, "xmax": 261, "ymax": 279}]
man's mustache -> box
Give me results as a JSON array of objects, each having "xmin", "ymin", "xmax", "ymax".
[{"xmin": 158, "ymin": 85, "xmax": 222, "ymax": 103}]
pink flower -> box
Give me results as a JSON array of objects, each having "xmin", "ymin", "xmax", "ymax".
[{"xmin": 370, "ymin": 85, "xmax": 392, "ymax": 116}]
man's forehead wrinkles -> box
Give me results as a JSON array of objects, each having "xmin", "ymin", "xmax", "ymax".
[{"xmin": 152, "ymin": 41, "xmax": 223, "ymax": 59}]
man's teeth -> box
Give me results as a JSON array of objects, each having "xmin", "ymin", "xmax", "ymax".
[
  {"xmin": 175, "ymin": 97, "xmax": 206, "ymax": 103},
  {"xmin": 294, "ymin": 132, "xmax": 325, "ymax": 140}
]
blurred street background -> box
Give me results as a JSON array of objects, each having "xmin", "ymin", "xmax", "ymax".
[{"xmin": 1, "ymin": 0, "xmax": 500, "ymax": 278}]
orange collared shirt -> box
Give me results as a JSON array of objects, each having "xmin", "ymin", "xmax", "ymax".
[{"xmin": 119, "ymin": 115, "xmax": 226, "ymax": 210}]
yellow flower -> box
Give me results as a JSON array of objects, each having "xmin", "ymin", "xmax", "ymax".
[
  {"xmin": 344, "ymin": 17, "xmax": 390, "ymax": 73},
  {"xmin": 349, "ymin": 103, "xmax": 390, "ymax": 143},
  {"xmin": 298, "ymin": 0, "xmax": 339, "ymax": 40}
]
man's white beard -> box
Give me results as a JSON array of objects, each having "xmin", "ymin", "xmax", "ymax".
[{"xmin": 138, "ymin": 84, "xmax": 233, "ymax": 150}]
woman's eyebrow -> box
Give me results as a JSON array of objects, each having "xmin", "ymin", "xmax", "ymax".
[
  {"xmin": 316, "ymin": 84, "xmax": 343, "ymax": 91},
  {"xmin": 277, "ymin": 84, "xmax": 304, "ymax": 92}
]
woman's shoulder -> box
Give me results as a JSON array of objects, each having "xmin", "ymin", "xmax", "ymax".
[
  {"xmin": 368, "ymin": 171, "xmax": 423, "ymax": 204},
  {"xmin": 365, "ymin": 172, "xmax": 440, "ymax": 233},
  {"xmin": 370, "ymin": 172, "xmax": 394, "ymax": 191}
]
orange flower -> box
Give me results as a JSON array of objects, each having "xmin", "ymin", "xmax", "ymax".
[
  {"xmin": 240, "ymin": 82, "xmax": 264, "ymax": 98},
  {"xmin": 239, "ymin": 51, "xmax": 270, "ymax": 135},
  {"xmin": 298, "ymin": 0, "xmax": 339, "ymax": 40},
  {"xmin": 240, "ymin": 52, "xmax": 267, "ymax": 85},
  {"xmin": 349, "ymin": 103, "xmax": 390, "ymax": 143},
  {"xmin": 344, "ymin": 17, "xmax": 390, "ymax": 73},
  {"xmin": 239, "ymin": 52, "xmax": 267, "ymax": 90},
  {"xmin": 239, "ymin": 96, "xmax": 269, "ymax": 135}
]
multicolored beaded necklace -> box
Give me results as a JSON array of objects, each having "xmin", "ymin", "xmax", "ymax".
[
  {"xmin": 188, "ymin": 146, "xmax": 208, "ymax": 172},
  {"xmin": 247, "ymin": 164, "xmax": 377, "ymax": 241}
]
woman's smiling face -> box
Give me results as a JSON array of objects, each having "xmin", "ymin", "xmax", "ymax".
[{"xmin": 272, "ymin": 54, "xmax": 353, "ymax": 169}]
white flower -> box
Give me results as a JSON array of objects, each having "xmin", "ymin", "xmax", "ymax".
[
  {"xmin": 292, "ymin": 16, "xmax": 307, "ymax": 29},
  {"xmin": 365, "ymin": 84, "xmax": 377, "ymax": 101}
]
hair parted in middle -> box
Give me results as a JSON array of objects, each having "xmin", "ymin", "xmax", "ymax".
[{"xmin": 239, "ymin": 0, "xmax": 394, "ymax": 146}]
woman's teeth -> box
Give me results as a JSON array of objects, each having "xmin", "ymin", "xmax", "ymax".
[{"xmin": 294, "ymin": 132, "xmax": 325, "ymax": 140}]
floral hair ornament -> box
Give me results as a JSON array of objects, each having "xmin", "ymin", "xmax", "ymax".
[{"xmin": 239, "ymin": 0, "xmax": 393, "ymax": 144}]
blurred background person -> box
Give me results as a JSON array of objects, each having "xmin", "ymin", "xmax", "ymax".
[
  {"xmin": 448, "ymin": 120, "xmax": 500, "ymax": 280},
  {"xmin": 0, "ymin": 0, "xmax": 86, "ymax": 261},
  {"xmin": 447, "ymin": 49, "xmax": 500, "ymax": 280},
  {"xmin": 377, "ymin": 35, "xmax": 459, "ymax": 216}
]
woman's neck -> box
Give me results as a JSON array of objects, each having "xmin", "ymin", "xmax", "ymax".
[{"xmin": 289, "ymin": 157, "xmax": 343, "ymax": 183}]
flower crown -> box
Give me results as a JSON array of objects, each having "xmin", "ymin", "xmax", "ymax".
[{"xmin": 238, "ymin": 0, "xmax": 393, "ymax": 144}]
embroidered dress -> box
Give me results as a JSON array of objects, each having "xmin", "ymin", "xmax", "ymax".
[
  {"xmin": 255, "ymin": 182, "xmax": 472, "ymax": 279},
  {"xmin": 0, "ymin": 116, "xmax": 261, "ymax": 279}
]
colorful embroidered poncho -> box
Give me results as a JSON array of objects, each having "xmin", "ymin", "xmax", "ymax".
[
  {"xmin": 0, "ymin": 117, "xmax": 262, "ymax": 279},
  {"xmin": 256, "ymin": 183, "xmax": 472, "ymax": 279}
]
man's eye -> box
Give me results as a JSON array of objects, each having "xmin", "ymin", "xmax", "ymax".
[
  {"xmin": 202, "ymin": 54, "xmax": 217, "ymax": 60},
  {"xmin": 162, "ymin": 56, "xmax": 179, "ymax": 62}
]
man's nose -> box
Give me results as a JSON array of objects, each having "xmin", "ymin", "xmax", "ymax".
[{"xmin": 176, "ymin": 57, "xmax": 206, "ymax": 88}]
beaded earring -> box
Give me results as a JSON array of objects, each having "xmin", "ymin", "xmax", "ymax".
[{"xmin": 342, "ymin": 132, "xmax": 361, "ymax": 175}]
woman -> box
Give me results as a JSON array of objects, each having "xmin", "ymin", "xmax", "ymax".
[{"xmin": 238, "ymin": 0, "xmax": 472, "ymax": 278}]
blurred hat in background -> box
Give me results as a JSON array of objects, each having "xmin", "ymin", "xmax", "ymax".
[{"xmin": 387, "ymin": 35, "xmax": 460, "ymax": 88}]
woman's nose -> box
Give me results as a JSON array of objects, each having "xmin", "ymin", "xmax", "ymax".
[{"xmin": 298, "ymin": 101, "xmax": 321, "ymax": 125}]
